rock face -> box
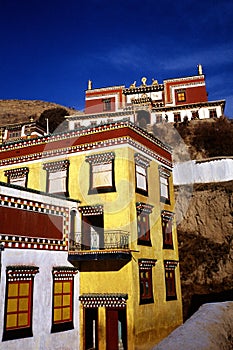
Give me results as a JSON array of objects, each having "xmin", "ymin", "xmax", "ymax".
[
  {"xmin": 175, "ymin": 181, "xmax": 233, "ymax": 320},
  {"xmin": 152, "ymin": 302, "xmax": 233, "ymax": 350}
]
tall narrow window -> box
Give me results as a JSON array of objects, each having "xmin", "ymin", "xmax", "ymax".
[
  {"xmin": 138, "ymin": 259, "xmax": 156, "ymax": 304},
  {"xmin": 135, "ymin": 153, "xmax": 150, "ymax": 196},
  {"xmin": 191, "ymin": 110, "xmax": 199, "ymax": 119},
  {"xmin": 43, "ymin": 160, "xmax": 69, "ymax": 196},
  {"xmin": 161, "ymin": 211, "xmax": 174, "ymax": 249},
  {"xmin": 3, "ymin": 266, "xmax": 39, "ymax": 341},
  {"xmin": 209, "ymin": 109, "xmax": 217, "ymax": 118},
  {"xmin": 136, "ymin": 202, "xmax": 153, "ymax": 246},
  {"xmin": 164, "ymin": 261, "xmax": 178, "ymax": 301},
  {"xmin": 156, "ymin": 114, "xmax": 163, "ymax": 123},
  {"xmin": 159, "ymin": 166, "xmax": 171, "ymax": 204},
  {"xmin": 86, "ymin": 152, "xmax": 115, "ymax": 194},
  {"xmin": 174, "ymin": 113, "xmax": 181, "ymax": 123},
  {"xmin": 51, "ymin": 267, "xmax": 78, "ymax": 333},
  {"xmin": 103, "ymin": 98, "xmax": 112, "ymax": 111},
  {"xmin": 4, "ymin": 167, "xmax": 29, "ymax": 188}
]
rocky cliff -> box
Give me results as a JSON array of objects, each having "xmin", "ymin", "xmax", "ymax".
[{"xmin": 175, "ymin": 181, "xmax": 233, "ymax": 320}]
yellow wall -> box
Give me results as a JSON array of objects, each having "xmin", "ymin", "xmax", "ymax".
[{"xmin": 0, "ymin": 144, "xmax": 183, "ymax": 350}]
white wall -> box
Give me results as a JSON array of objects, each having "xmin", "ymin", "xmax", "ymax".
[
  {"xmin": 173, "ymin": 158, "xmax": 233, "ymax": 185},
  {"xmin": 0, "ymin": 249, "xmax": 79, "ymax": 350}
]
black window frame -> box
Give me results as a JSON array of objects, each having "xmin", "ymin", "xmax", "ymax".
[
  {"xmin": 136, "ymin": 202, "xmax": 153, "ymax": 246},
  {"xmin": 86, "ymin": 152, "xmax": 116, "ymax": 195}
]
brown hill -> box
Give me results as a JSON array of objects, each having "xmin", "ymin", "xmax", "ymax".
[
  {"xmin": 0, "ymin": 99, "xmax": 80, "ymax": 126},
  {"xmin": 175, "ymin": 181, "xmax": 233, "ymax": 320}
]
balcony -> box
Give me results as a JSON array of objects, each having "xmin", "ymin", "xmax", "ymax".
[{"xmin": 68, "ymin": 230, "xmax": 132, "ymax": 271}]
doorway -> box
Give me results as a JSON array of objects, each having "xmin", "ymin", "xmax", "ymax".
[
  {"xmin": 84, "ymin": 308, "xmax": 98, "ymax": 350},
  {"xmin": 82, "ymin": 213, "xmax": 104, "ymax": 250},
  {"xmin": 106, "ymin": 308, "xmax": 127, "ymax": 350}
]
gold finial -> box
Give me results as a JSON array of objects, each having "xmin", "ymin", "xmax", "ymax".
[
  {"xmin": 130, "ymin": 81, "xmax": 136, "ymax": 88},
  {"xmin": 141, "ymin": 77, "xmax": 147, "ymax": 86},
  {"xmin": 152, "ymin": 78, "xmax": 158, "ymax": 85}
]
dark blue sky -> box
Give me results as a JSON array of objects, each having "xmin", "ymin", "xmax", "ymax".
[{"xmin": 1, "ymin": 0, "xmax": 233, "ymax": 117}]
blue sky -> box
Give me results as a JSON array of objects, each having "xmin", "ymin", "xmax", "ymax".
[{"xmin": 1, "ymin": 0, "xmax": 233, "ymax": 117}]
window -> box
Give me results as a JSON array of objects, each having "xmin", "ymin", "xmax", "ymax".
[
  {"xmin": 176, "ymin": 90, "xmax": 186, "ymax": 102},
  {"xmin": 191, "ymin": 110, "xmax": 199, "ymax": 119},
  {"xmin": 139, "ymin": 259, "xmax": 156, "ymax": 304},
  {"xmin": 51, "ymin": 267, "xmax": 77, "ymax": 333},
  {"xmin": 164, "ymin": 261, "xmax": 178, "ymax": 301},
  {"xmin": 209, "ymin": 109, "xmax": 217, "ymax": 118},
  {"xmin": 136, "ymin": 202, "xmax": 153, "ymax": 246},
  {"xmin": 3, "ymin": 266, "xmax": 39, "ymax": 341},
  {"xmin": 174, "ymin": 113, "xmax": 181, "ymax": 123},
  {"xmin": 43, "ymin": 160, "xmax": 69, "ymax": 196},
  {"xmin": 135, "ymin": 153, "xmax": 150, "ymax": 196},
  {"xmin": 156, "ymin": 114, "xmax": 163, "ymax": 123},
  {"xmin": 86, "ymin": 152, "xmax": 116, "ymax": 194},
  {"xmin": 159, "ymin": 166, "xmax": 171, "ymax": 204},
  {"xmin": 74, "ymin": 122, "xmax": 81, "ymax": 129},
  {"xmin": 161, "ymin": 211, "xmax": 174, "ymax": 249},
  {"xmin": 90, "ymin": 121, "xmax": 97, "ymax": 126},
  {"xmin": 8, "ymin": 129, "xmax": 21, "ymax": 139},
  {"xmin": 4, "ymin": 167, "xmax": 29, "ymax": 188},
  {"xmin": 103, "ymin": 98, "xmax": 111, "ymax": 111}
]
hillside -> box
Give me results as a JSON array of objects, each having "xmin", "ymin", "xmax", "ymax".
[
  {"xmin": 153, "ymin": 118, "xmax": 233, "ymax": 320},
  {"xmin": 175, "ymin": 182, "xmax": 233, "ymax": 320},
  {"xmin": 0, "ymin": 99, "xmax": 80, "ymax": 126},
  {"xmin": 153, "ymin": 116, "xmax": 233, "ymax": 161}
]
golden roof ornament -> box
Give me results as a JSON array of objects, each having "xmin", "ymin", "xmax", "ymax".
[
  {"xmin": 130, "ymin": 81, "xmax": 136, "ymax": 88},
  {"xmin": 141, "ymin": 77, "xmax": 147, "ymax": 86},
  {"xmin": 152, "ymin": 78, "xmax": 158, "ymax": 85}
]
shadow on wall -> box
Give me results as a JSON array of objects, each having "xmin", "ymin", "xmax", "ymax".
[{"xmin": 188, "ymin": 289, "xmax": 233, "ymax": 319}]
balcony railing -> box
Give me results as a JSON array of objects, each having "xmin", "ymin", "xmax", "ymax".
[{"xmin": 69, "ymin": 230, "xmax": 130, "ymax": 251}]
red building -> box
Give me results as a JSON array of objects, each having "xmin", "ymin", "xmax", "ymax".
[{"xmin": 67, "ymin": 65, "xmax": 225, "ymax": 130}]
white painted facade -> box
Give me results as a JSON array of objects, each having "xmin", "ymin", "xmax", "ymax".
[
  {"xmin": 0, "ymin": 250, "xmax": 79, "ymax": 350},
  {"xmin": 0, "ymin": 185, "xmax": 80, "ymax": 350}
]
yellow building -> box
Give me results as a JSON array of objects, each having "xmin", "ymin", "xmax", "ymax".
[{"xmin": 0, "ymin": 119, "xmax": 182, "ymax": 349}]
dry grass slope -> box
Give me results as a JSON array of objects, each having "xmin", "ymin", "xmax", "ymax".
[{"xmin": 0, "ymin": 99, "xmax": 80, "ymax": 126}]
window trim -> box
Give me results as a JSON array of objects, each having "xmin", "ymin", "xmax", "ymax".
[
  {"xmin": 138, "ymin": 259, "xmax": 156, "ymax": 305},
  {"xmin": 174, "ymin": 113, "xmax": 181, "ymax": 123},
  {"xmin": 4, "ymin": 167, "xmax": 29, "ymax": 188},
  {"xmin": 161, "ymin": 211, "xmax": 174, "ymax": 249},
  {"xmin": 176, "ymin": 90, "xmax": 186, "ymax": 102},
  {"xmin": 102, "ymin": 98, "xmax": 112, "ymax": 111},
  {"xmin": 136, "ymin": 202, "xmax": 153, "ymax": 246},
  {"xmin": 134, "ymin": 153, "xmax": 150, "ymax": 196},
  {"xmin": 3, "ymin": 266, "xmax": 39, "ymax": 341},
  {"xmin": 51, "ymin": 267, "xmax": 77, "ymax": 333},
  {"xmin": 159, "ymin": 166, "xmax": 171, "ymax": 204},
  {"xmin": 164, "ymin": 261, "xmax": 178, "ymax": 301},
  {"xmin": 86, "ymin": 152, "xmax": 116, "ymax": 194},
  {"xmin": 43, "ymin": 160, "xmax": 70, "ymax": 197}
]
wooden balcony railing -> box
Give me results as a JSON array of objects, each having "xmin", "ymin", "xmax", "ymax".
[{"xmin": 69, "ymin": 230, "xmax": 130, "ymax": 251}]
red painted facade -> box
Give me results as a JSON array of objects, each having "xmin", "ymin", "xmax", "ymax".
[
  {"xmin": 85, "ymin": 87, "xmax": 124, "ymax": 113},
  {"xmin": 164, "ymin": 76, "xmax": 207, "ymax": 105},
  {"xmin": 0, "ymin": 121, "xmax": 172, "ymax": 167},
  {"xmin": 0, "ymin": 206, "xmax": 63, "ymax": 239},
  {"xmin": 84, "ymin": 72, "xmax": 209, "ymax": 113}
]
